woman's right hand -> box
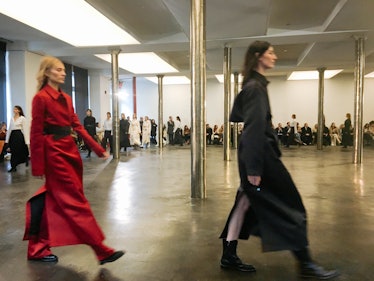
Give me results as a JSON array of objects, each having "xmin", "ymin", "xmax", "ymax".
[
  {"xmin": 102, "ymin": 151, "xmax": 109, "ymax": 159},
  {"xmin": 247, "ymin": 175, "xmax": 261, "ymax": 186}
]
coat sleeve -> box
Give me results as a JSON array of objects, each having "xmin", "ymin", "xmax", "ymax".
[
  {"xmin": 30, "ymin": 94, "xmax": 46, "ymax": 176},
  {"xmin": 240, "ymin": 85, "xmax": 268, "ymax": 176},
  {"xmin": 70, "ymin": 108, "xmax": 105, "ymax": 157}
]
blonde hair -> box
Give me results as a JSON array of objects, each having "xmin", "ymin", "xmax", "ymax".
[{"xmin": 36, "ymin": 56, "xmax": 64, "ymax": 91}]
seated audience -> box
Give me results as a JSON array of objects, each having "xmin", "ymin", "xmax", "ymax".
[
  {"xmin": 330, "ymin": 122, "xmax": 341, "ymax": 146},
  {"xmin": 274, "ymin": 123, "xmax": 283, "ymax": 145},
  {"xmin": 301, "ymin": 123, "xmax": 312, "ymax": 145},
  {"xmin": 323, "ymin": 125, "xmax": 331, "ymax": 146},
  {"xmin": 183, "ymin": 125, "xmax": 191, "ymax": 145}
]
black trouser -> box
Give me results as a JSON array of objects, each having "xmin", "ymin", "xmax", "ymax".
[
  {"xmin": 102, "ymin": 130, "xmax": 113, "ymax": 152},
  {"xmin": 168, "ymin": 133, "xmax": 174, "ymax": 145}
]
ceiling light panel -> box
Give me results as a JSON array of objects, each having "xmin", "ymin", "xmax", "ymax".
[
  {"xmin": 96, "ymin": 53, "xmax": 178, "ymax": 74},
  {"xmin": 364, "ymin": 71, "xmax": 374, "ymax": 78},
  {"xmin": 0, "ymin": 0, "xmax": 139, "ymax": 47},
  {"xmin": 215, "ymin": 74, "xmax": 243, "ymax": 83},
  {"xmin": 145, "ymin": 76, "xmax": 190, "ymax": 85},
  {"xmin": 287, "ymin": 70, "xmax": 343, "ymax": 80}
]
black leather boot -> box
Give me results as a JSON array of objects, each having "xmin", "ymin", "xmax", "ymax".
[
  {"xmin": 299, "ymin": 262, "xmax": 340, "ymax": 279},
  {"xmin": 293, "ymin": 248, "xmax": 339, "ymax": 279},
  {"xmin": 220, "ymin": 240, "xmax": 256, "ymax": 272}
]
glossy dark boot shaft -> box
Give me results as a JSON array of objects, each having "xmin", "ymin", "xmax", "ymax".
[{"xmin": 220, "ymin": 240, "xmax": 256, "ymax": 272}]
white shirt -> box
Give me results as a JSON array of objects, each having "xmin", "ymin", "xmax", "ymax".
[
  {"xmin": 290, "ymin": 119, "xmax": 297, "ymax": 133},
  {"xmin": 174, "ymin": 120, "xmax": 182, "ymax": 131},
  {"xmin": 6, "ymin": 115, "xmax": 30, "ymax": 144},
  {"xmin": 103, "ymin": 118, "xmax": 112, "ymax": 131}
]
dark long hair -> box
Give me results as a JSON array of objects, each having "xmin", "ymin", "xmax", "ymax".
[
  {"xmin": 242, "ymin": 41, "xmax": 271, "ymax": 87},
  {"xmin": 14, "ymin": 105, "xmax": 25, "ymax": 117}
]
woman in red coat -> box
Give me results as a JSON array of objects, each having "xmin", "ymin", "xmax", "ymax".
[{"xmin": 23, "ymin": 56, "xmax": 124, "ymax": 264}]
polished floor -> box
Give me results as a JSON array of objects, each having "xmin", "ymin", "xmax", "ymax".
[{"xmin": 1, "ymin": 144, "xmax": 374, "ymax": 281}]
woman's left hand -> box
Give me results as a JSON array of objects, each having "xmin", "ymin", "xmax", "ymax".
[{"xmin": 102, "ymin": 151, "xmax": 109, "ymax": 159}]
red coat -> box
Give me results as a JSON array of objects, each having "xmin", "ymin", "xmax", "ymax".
[{"xmin": 24, "ymin": 84, "xmax": 107, "ymax": 246}]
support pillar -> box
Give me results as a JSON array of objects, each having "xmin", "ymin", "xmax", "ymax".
[
  {"xmin": 110, "ymin": 49, "xmax": 121, "ymax": 159},
  {"xmin": 233, "ymin": 72, "xmax": 239, "ymax": 149},
  {"xmin": 317, "ymin": 67, "xmax": 326, "ymax": 151},
  {"xmin": 223, "ymin": 46, "xmax": 232, "ymax": 160},
  {"xmin": 157, "ymin": 74, "xmax": 164, "ymax": 152},
  {"xmin": 353, "ymin": 36, "xmax": 365, "ymax": 164},
  {"xmin": 133, "ymin": 76, "xmax": 137, "ymax": 115},
  {"xmin": 190, "ymin": 0, "xmax": 206, "ymax": 199}
]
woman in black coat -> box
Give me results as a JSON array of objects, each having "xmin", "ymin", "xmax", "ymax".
[
  {"xmin": 83, "ymin": 109, "xmax": 96, "ymax": 158},
  {"xmin": 219, "ymin": 41, "xmax": 338, "ymax": 280},
  {"xmin": 120, "ymin": 113, "xmax": 130, "ymax": 151},
  {"xmin": 342, "ymin": 113, "xmax": 352, "ymax": 148}
]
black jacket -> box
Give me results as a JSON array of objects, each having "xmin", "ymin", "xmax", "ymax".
[
  {"xmin": 84, "ymin": 116, "xmax": 96, "ymax": 137},
  {"xmin": 230, "ymin": 71, "xmax": 280, "ymax": 176}
]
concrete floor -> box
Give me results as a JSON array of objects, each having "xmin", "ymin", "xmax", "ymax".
[{"xmin": 1, "ymin": 144, "xmax": 374, "ymax": 281}]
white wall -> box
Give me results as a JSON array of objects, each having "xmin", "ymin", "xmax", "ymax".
[
  {"xmin": 88, "ymin": 71, "xmax": 112, "ymax": 126},
  {"xmin": 7, "ymin": 50, "xmax": 374, "ymax": 131},
  {"xmin": 7, "ymin": 50, "xmax": 41, "ymax": 129},
  {"xmin": 115, "ymin": 75, "xmax": 374, "ymax": 129},
  {"xmin": 269, "ymin": 74, "xmax": 374, "ymax": 128}
]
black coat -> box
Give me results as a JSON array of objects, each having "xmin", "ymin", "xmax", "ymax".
[
  {"xmin": 220, "ymin": 72, "xmax": 308, "ymax": 252},
  {"xmin": 120, "ymin": 119, "xmax": 130, "ymax": 148},
  {"xmin": 84, "ymin": 116, "xmax": 96, "ymax": 137}
]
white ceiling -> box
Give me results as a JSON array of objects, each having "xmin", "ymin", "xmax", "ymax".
[{"xmin": 1, "ymin": 0, "xmax": 374, "ymax": 80}]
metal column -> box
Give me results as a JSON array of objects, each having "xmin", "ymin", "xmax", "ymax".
[
  {"xmin": 223, "ymin": 46, "xmax": 231, "ymax": 160},
  {"xmin": 190, "ymin": 0, "xmax": 206, "ymax": 199},
  {"xmin": 110, "ymin": 49, "xmax": 121, "ymax": 159},
  {"xmin": 316, "ymin": 67, "xmax": 325, "ymax": 150},
  {"xmin": 133, "ymin": 77, "xmax": 137, "ymax": 115},
  {"xmin": 232, "ymin": 72, "xmax": 239, "ymax": 149},
  {"xmin": 353, "ymin": 37, "xmax": 365, "ymax": 164},
  {"xmin": 157, "ymin": 74, "xmax": 164, "ymax": 152}
]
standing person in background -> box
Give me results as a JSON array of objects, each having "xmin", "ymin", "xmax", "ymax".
[
  {"xmin": 219, "ymin": 41, "xmax": 338, "ymax": 280},
  {"xmin": 142, "ymin": 116, "xmax": 151, "ymax": 148},
  {"xmin": 0, "ymin": 122, "xmax": 8, "ymax": 162},
  {"xmin": 174, "ymin": 116, "xmax": 183, "ymax": 146},
  {"xmin": 95, "ymin": 122, "xmax": 104, "ymax": 144},
  {"xmin": 101, "ymin": 112, "xmax": 113, "ymax": 154},
  {"xmin": 288, "ymin": 114, "xmax": 303, "ymax": 146},
  {"xmin": 150, "ymin": 119, "xmax": 158, "ymax": 145},
  {"xmin": 24, "ymin": 56, "xmax": 124, "ymax": 265},
  {"xmin": 139, "ymin": 116, "xmax": 144, "ymax": 145},
  {"xmin": 83, "ymin": 109, "xmax": 96, "ymax": 158},
  {"xmin": 342, "ymin": 113, "xmax": 352, "ymax": 148},
  {"xmin": 119, "ymin": 113, "xmax": 130, "ymax": 152},
  {"xmin": 167, "ymin": 116, "xmax": 175, "ymax": 145},
  {"xmin": 5, "ymin": 105, "xmax": 30, "ymax": 172},
  {"xmin": 129, "ymin": 113, "xmax": 141, "ymax": 148}
]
